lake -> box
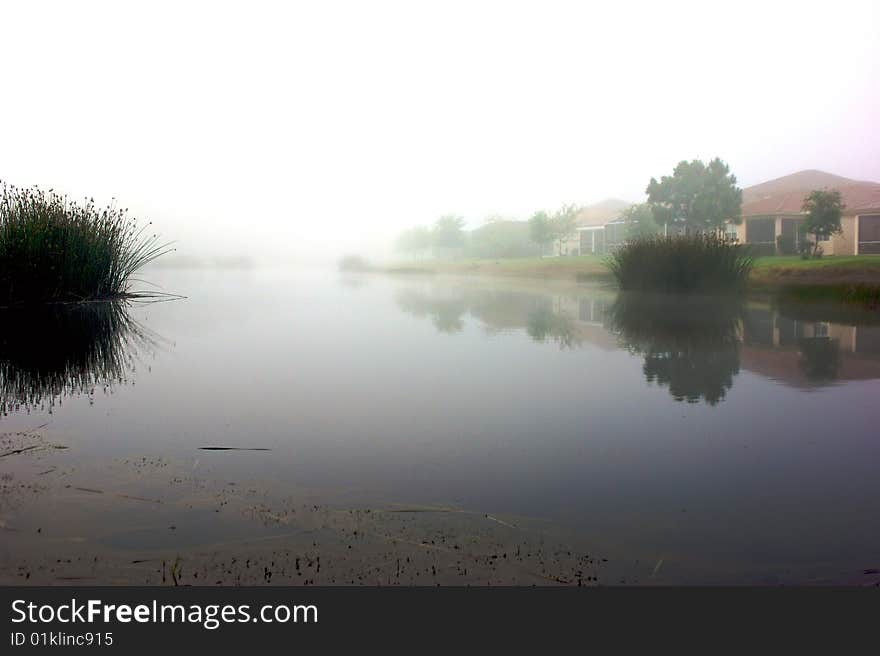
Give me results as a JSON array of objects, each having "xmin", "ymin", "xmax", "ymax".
[{"xmin": 1, "ymin": 268, "xmax": 879, "ymax": 585}]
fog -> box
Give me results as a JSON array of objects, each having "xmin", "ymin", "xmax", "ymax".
[
  {"xmin": 3, "ymin": 4, "xmax": 880, "ymax": 590},
  {"xmin": 1, "ymin": 0, "xmax": 877, "ymax": 263}
]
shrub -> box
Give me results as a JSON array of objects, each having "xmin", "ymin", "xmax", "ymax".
[
  {"xmin": 604, "ymin": 234, "xmax": 754, "ymax": 292},
  {"xmin": 337, "ymin": 254, "xmax": 371, "ymax": 272},
  {"xmin": 465, "ymin": 220, "xmax": 540, "ymax": 259},
  {"xmin": 798, "ymin": 242, "xmax": 823, "ymax": 260},
  {"xmin": 798, "ymin": 236, "xmax": 812, "ymax": 259},
  {"xmin": 776, "ymin": 234, "xmax": 796, "ymax": 255},
  {"xmin": 0, "ymin": 182, "xmax": 170, "ymax": 305}
]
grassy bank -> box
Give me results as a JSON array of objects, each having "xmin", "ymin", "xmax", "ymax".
[
  {"xmin": 384, "ymin": 255, "xmax": 611, "ymax": 281},
  {"xmin": 381, "ymin": 254, "xmax": 880, "ymax": 303},
  {"xmin": 749, "ymin": 256, "xmax": 880, "ymax": 305}
]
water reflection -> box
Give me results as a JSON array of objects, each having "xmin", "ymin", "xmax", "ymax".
[
  {"xmin": 740, "ymin": 302, "xmax": 880, "ymax": 387},
  {"xmin": 526, "ymin": 306, "xmax": 582, "ymax": 349},
  {"xmin": 394, "ymin": 281, "xmax": 880, "ymax": 404},
  {"xmin": 797, "ymin": 337, "xmax": 841, "ymax": 383},
  {"xmin": 394, "ymin": 288, "xmax": 468, "ymax": 333},
  {"xmin": 609, "ymin": 293, "xmax": 743, "ymax": 405},
  {"xmin": 0, "ymin": 302, "xmax": 159, "ymax": 414},
  {"xmin": 2, "ymin": 270, "xmax": 879, "ymax": 585}
]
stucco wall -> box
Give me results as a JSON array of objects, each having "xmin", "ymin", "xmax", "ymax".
[
  {"xmin": 557, "ymin": 231, "xmax": 580, "ymax": 255},
  {"xmin": 828, "ymin": 214, "xmax": 856, "ymax": 256},
  {"xmin": 736, "ymin": 214, "xmax": 859, "ymax": 255}
]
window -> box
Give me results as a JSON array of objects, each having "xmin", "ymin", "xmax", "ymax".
[
  {"xmin": 859, "ymin": 215, "xmax": 880, "ymax": 254},
  {"xmin": 746, "ymin": 218, "xmax": 775, "ymax": 243}
]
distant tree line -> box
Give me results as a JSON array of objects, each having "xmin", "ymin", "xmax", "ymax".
[
  {"xmin": 395, "ymin": 201, "xmax": 669, "ymax": 260},
  {"xmin": 395, "ymin": 200, "xmax": 674, "ymax": 260},
  {"xmin": 393, "ymin": 157, "xmax": 847, "ymax": 260},
  {"xmin": 395, "ymin": 214, "xmax": 543, "ymax": 260}
]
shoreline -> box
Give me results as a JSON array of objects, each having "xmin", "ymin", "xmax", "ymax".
[
  {"xmin": 2, "ymin": 424, "xmax": 874, "ymax": 586},
  {"xmin": 375, "ymin": 256, "xmax": 880, "ymax": 305}
]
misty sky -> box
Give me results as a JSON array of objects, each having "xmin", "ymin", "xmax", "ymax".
[{"xmin": 1, "ymin": 1, "xmax": 878, "ymax": 261}]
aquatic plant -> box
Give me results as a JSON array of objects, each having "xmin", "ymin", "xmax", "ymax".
[
  {"xmin": 0, "ymin": 181, "xmax": 171, "ymax": 305},
  {"xmin": 605, "ymin": 234, "xmax": 754, "ymax": 292}
]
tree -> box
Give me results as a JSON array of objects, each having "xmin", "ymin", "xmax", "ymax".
[
  {"xmin": 646, "ymin": 158, "xmax": 742, "ymax": 233},
  {"xmin": 412, "ymin": 226, "xmax": 432, "ymax": 253},
  {"xmin": 394, "ymin": 226, "xmax": 431, "ymax": 258},
  {"xmin": 801, "ymin": 189, "xmax": 844, "ymax": 257},
  {"xmin": 620, "ymin": 203, "xmax": 661, "ymax": 240},
  {"xmin": 528, "ymin": 211, "xmax": 554, "ymax": 252},
  {"xmin": 550, "ymin": 204, "xmax": 579, "ymax": 255},
  {"xmin": 432, "ymin": 215, "xmax": 466, "ymax": 252},
  {"xmin": 467, "ymin": 220, "xmax": 539, "ymax": 258}
]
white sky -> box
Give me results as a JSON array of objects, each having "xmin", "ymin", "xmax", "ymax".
[{"xmin": 1, "ymin": 0, "xmax": 878, "ymax": 261}]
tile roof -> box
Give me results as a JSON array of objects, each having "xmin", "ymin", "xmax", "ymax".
[
  {"xmin": 574, "ymin": 198, "xmax": 630, "ymax": 227},
  {"xmin": 742, "ymin": 170, "xmax": 880, "ymax": 217},
  {"xmin": 742, "ymin": 184, "xmax": 880, "ymax": 216}
]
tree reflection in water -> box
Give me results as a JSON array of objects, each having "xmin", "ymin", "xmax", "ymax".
[
  {"xmin": 609, "ymin": 293, "xmax": 744, "ymax": 405},
  {"xmin": 392, "ymin": 281, "xmax": 866, "ymax": 404},
  {"xmin": 526, "ymin": 304, "xmax": 582, "ymax": 350},
  {"xmin": 394, "ymin": 288, "xmax": 468, "ymax": 334},
  {"xmin": 797, "ymin": 337, "xmax": 841, "ymax": 383}
]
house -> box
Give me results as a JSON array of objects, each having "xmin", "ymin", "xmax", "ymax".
[
  {"xmin": 550, "ymin": 170, "xmax": 880, "ymax": 258},
  {"xmin": 573, "ymin": 197, "xmax": 733, "ymax": 255},
  {"xmin": 732, "ymin": 170, "xmax": 880, "ymax": 255},
  {"xmin": 570, "ymin": 199, "xmax": 630, "ymax": 255}
]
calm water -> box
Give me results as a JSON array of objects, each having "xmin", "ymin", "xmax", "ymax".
[{"xmin": 2, "ymin": 268, "xmax": 879, "ymax": 584}]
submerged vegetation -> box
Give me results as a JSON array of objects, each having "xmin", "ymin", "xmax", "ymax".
[
  {"xmin": 606, "ymin": 234, "xmax": 755, "ymax": 292},
  {"xmin": 0, "ymin": 181, "xmax": 171, "ymax": 305}
]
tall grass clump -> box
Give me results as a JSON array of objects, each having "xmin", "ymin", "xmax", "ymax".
[
  {"xmin": 605, "ymin": 234, "xmax": 754, "ymax": 293},
  {"xmin": 0, "ymin": 181, "xmax": 172, "ymax": 305}
]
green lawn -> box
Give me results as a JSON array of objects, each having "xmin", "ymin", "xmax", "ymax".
[
  {"xmin": 383, "ymin": 255, "xmax": 880, "ymax": 302},
  {"xmin": 752, "ymin": 255, "xmax": 880, "ymax": 270},
  {"xmin": 393, "ymin": 254, "xmax": 880, "ymax": 275},
  {"xmin": 385, "ymin": 255, "xmax": 609, "ymax": 279},
  {"xmin": 437, "ymin": 255, "xmax": 607, "ymax": 268}
]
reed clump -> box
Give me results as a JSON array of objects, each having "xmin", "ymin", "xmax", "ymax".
[
  {"xmin": 605, "ymin": 234, "xmax": 754, "ymax": 292},
  {"xmin": 0, "ymin": 181, "xmax": 171, "ymax": 305}
]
